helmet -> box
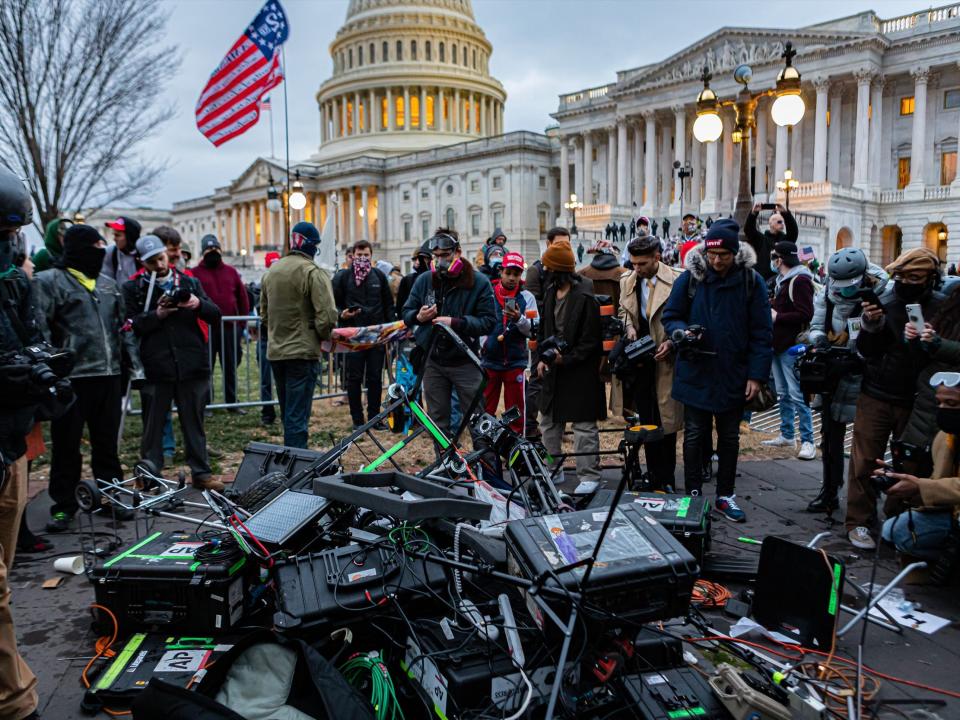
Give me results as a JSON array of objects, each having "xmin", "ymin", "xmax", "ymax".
[
  {"xmin": 827, "ymin": 247, "xmax": 867, "ymax": 288},
  {"xmin": 0, "ymin": 166, "xmax": 32, "ymax": 231}
]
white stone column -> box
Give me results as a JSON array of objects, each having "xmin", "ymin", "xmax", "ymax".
[
  {"xmin": 386, "ymin": 88, "xmax": 395, "ymax": 131},
  {"xmin": 853, "ymin": 69, "xmax": 873, "ymax": 188},
  {"xmin": 953, "ymin": 62, "xmax": 960, "ymax": 195},
  {"xmin": 333, "ymin": 99, "xmax": 341, "ymax": 137},
  {"xmin": 376, "ymin": 187, "xmax": 384, "ymax": 245},
  {"xmin": 352, "ymin": 92, "xmax": 359, "ymax": 134},
  {"xmin": 790, "ymin": 109, "xmax": 804, "ymax": 179},
  {"xmin": 559, "ymin": 139, "xmax": 570, "ymax": 213},
  {"xmin": 812, "ymin": 77, "xmax": 830, "ymax": 183},
  {"xmin": 691, "ymin": 135, "xmax": 702, "ymax": 208},
  {"xmin": 906, "ymin": 66, "xmax": 930, "ymax": 197},
  {"xmin": 419, "ymin": 87, "xmax": 427, "ymax": 131},
  {"xmin": 368, "ymin": 90, "xmax": 376, "ymax": 132},
  {"xmin": 361, "ymin": 186, "xmax": 369, "ymax": 241},
  {"xmin": 701, "ymin": 133, "xmax": 719, "ymax": 213},
  {"xmin": 320, "ymin": 104, "xmax": 327, "ymax": 143},
  {"xmin": 340, "ymin": 97, "xmax": 348, "ymax": 138},
  {"xmin": 453, "ymin": 89, "xmax": 460, "ymax": 132},
  {"xmin": 643, "ymin": 112, "xmax": 656, "ymax": 212},
  {"xmin": 755, "ymin": 101, "xmax": 768, "ymax": 194},
  {"xmin": 247, "ymin": 202, "xmax": 256, "ymax": 253},
  {"xmin": 721, "ymin": 112, "xmax": 735, "ymax": 205},
  {"xmin": 606, "ymin": 126, "xmax": 617, "ymax": 205},
  {"xmin": 869, "ymin": 76, "xmax": 885, "ymax": 188},
  {"xmin": 583, "ymin": 131, "xmax": 593, "ymax": 202},
  {"xmin": 774, "ymin": 124, "xmax": 788, "ymax": 187},
  {"xmin": 670, "ymin": 105, "xmax": 686, "ymax": 214},
  {"xmin": 632, "ymin": 122, "xmax": 643, "ymax": 205},
  {"xmin": 347, "ymin": 188, "xmax": 357, "ymax": 246},
  {"xmin": 403, "ymin": 87, "xmax": 411, "ymax": 130},
  {"xmin": 661, "ymin": 120, "xmax": 673, "ymax": 212},
  {"xmin": 572, "ymin": 137, "xmax": 582, "ymax": 210},
  {"xmin": 480, "ymin": 96, "xmax": 487, "ymax": 136},
  {"xmin": 827, "ymin": 89, "xmax": 843, "ymax": 183},
  {"xmin": 616, "ymin": 118, "xmax": 629, "ymax": 207}
]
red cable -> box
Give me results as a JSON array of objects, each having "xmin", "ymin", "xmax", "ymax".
[
  {"xmin": 685, "ymin": 635, "xmax": 960, "ymax": 700},
  {"xmin": 229, "ymin": 514, "xmax": 274, "ymax": 567}
]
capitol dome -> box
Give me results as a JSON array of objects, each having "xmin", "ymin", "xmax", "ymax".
[{"xmin": 312, "ymin": 0, "xmax": 507, "ymax": 161}]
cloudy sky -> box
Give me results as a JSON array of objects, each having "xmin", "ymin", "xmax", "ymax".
[{"xmin": 141, "ymin": 0, "xmax": 921, "ymax": 209}]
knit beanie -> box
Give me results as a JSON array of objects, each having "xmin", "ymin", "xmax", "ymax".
[
  {"xmin": 63, "ymin": 224, "xmax": 103, "ymax": 253},
  {"xmin": 290, "ymin": 221, "xmax": 320, "ymax": 257},
  {"xmin": 774, "ymin": 240, "xmax": 800, "ymax": 267},
  {"xmin": 484, "ymin": 243, "xmax": 505, "ymax": 266},
  {"xmin": 703, "ymin": 218, "xmax": 740, "ymax": 254},
  {"xmin": 541, "ymin": 238, "xmax": 576, "ymax": 272}
]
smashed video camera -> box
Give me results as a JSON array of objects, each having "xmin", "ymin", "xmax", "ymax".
[{"xmin": 0, "ymin": 342, "xmax": 75, "ymax": 416}]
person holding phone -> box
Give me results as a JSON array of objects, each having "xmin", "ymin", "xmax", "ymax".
[
  {"xmin": 845, "ymin": 247, "xmax": 945, "ymax": 549},
  {"xmin": 481, "ymin": 252, "xmax": 538, "ymax": 435},
  {"xmin": 745, "ymin": 203, "xmax": 798, "ymax": 282}
]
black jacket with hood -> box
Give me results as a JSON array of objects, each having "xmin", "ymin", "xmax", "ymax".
[{"xmin": 744, "ymin": 209, "xmax": 798, "ymax": 281}]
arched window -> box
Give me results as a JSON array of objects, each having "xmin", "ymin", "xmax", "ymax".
[
  {"xmin": 382, "ymin": 41, "xmax": 388, "ymax": 61},
  {"xmin": 370, "ymin": 43, "xmax": 375, "ymax": 62},
  {"xmin": 446, "ymin": 208, "xmax": 455, "ymax": 229},
  {"xmin": 472, "ymin": 49, "xmax": 476, "ymax": 69},
  {"xmin": 396, "ymin": 40, "xmax": 403, "ymax": 61},
  {"xmin": 463, "ymin": 46, "xmax": 467, "ymax": 66},
  {"xmin": 426, "ymin": 41, "xmax": 432, "ymax": 61},
  {"xmin": 439, "ymin": 42, "xmax": 445, "ymax": 62},
  {"xmin": 411, "ymin": 40, "xmax": 417, "ymax": 60},
  {"xmin": 451, "ymin": 44, "xmax": 457, "ymax": 63}
]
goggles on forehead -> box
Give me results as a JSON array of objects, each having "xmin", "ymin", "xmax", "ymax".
[
  {"xmin": 428, "ymin": 233, "xmax": 459, "ymax": 252},
  {"xmin": 930, "ymin": 372, "xmax": 960, "ymax": 388}
]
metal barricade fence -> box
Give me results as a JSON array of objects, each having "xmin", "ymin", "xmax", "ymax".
[{"xmin": 124, "ymin": 315, "xmax": 347, "ymax": 416}]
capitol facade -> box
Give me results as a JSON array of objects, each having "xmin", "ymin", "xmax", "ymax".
[{"xmin": 172, "ymin": 1, "xmax": 960, "ymax": 270}]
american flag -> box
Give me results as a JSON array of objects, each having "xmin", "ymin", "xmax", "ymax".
[
  {"xmin": 195, "ymin": 1, "xmax": 289, "ymax": 147},
  {"xmin": 798, "ymin": 245, "xmax": 816, "ymax": 262}
]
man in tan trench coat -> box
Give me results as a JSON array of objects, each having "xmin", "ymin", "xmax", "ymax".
[{"xmin": 611, "ymin": 235, "xmax": 683, "ymax": 489}]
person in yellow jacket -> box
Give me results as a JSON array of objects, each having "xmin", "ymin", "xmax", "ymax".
[{"xmin": 876, "ymin": 371, "xmax": 960, "ymax": 560}]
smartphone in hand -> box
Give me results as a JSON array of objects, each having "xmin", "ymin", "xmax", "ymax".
[{"xmin": 905, "ymin": 303, "xmax": 924, "ymax": 334}]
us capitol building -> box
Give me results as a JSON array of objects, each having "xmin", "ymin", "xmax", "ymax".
[{"xmin": 172, "ymin": 1, "xmax": 960, "ymax": 269}]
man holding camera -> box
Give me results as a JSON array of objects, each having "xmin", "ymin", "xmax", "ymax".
[
  {"xmin": 745, "ymin": 203, "xmax": 798, "ymax": 282},
  {"xmin": 123, "ymin": 235, "xmax": 222, "ymax": 490},
  {"xmin": 845, "ymin": 247, "xmax": 945, "ymax": 549},
  {"xmin": 402, "ymin": 229, "xmax": 496, "ymax": 439},
  {"xmin": 663, "ymin": 219, "xmax": 772, "ymax": 522},
  {"xmin": 536, "ymin": 238, "xmax": 606, "ymax": 490},
  {"xmin": 614, "ymin": 235, "xmax": 683, "ymax": 489},
  {"xmin": 34, "ymin": 225, "xmax": 139, "ymax": 532}
]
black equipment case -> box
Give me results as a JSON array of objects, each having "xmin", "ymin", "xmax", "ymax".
[
  {"xmin": 89, "ymin": 532, "xmax": 249, "ymax": 633},
  {"xmin": 504, "ymin": 505, "xmax": 697, "ymax": 632},
  {"xmin": 233, "ymin": 442, "xmax": 327, "ymax": 494},
  {"xmin": 588, "ymin": 490, "xmax": 710, "ymax": 564}
]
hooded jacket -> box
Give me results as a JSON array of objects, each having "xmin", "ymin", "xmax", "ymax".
[
  {"xmin": 32, "ymin": 218, "xmax": 71, "ymax": 273},
  {"xmin": 578, "ymin": 251, "xmax": 628, "ymax": 310},
  {"xmin": 101, "ymin": 216, "xmax": 142, "ymax": 284},
  {"xmin": 662, "ymin": 242, "xmax": 773, "ymax": 413},
  {"xmin": 402, "ymin": 259, "xmax": 496, "ymax": 365},
  {"xmin": 191, "ymin": 257, "xmax": 250, "ymax": 317},
  {"xmin": 771, "ymin": 264, "xmax": 815, "ymax": 353},
  {"xmin": 481, "ymin": 283, "xmax": 538, "ymax": 372},
  {"xmin": 744, "ymin": 209, "xmax": 798, "ymax": 281}
]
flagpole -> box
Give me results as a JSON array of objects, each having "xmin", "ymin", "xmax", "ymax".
[
  {"xmin": 269, "ymin": 100, "xmax": 275, "ymax": 159},
  {"xmin": 282, "ymin": 44, "xmax": 292, "ymax": 253}
]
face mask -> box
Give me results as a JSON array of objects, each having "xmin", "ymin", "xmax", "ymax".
[
  {"xmin": 770, "ymin": 261, "xmax": 779, "ymax": 273},
  {"xmin": 936, "ymin": 407, "xmax": 960, "ymax": 435},
  {"xmin": 894, "ymin": 280, "xmax": 927, "ymax": 303},
  {"xmin": 69, "ymin": 245, "xmax": 106, "ymax": 279},
  {"xmin": 203, "ymin": 251, "xmax": 223, "ymax": 268},
  {"xmin": 839, "ymin": 284, "xmax": 860, "ymax": 298},
  {"xmin": 490, "ymin": 257, "xmax": 503, "ymax": 268},
  {"xmin": 432, "ymin": 256, "xmax": 462, "ymax": 276}
]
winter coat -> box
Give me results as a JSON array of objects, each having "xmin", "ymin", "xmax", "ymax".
[
  {"xmin": 538, "ymin": 277, "xmax": 606, "ymax": 423},
  {"xmin": 856, "ymin": 285, "xmax": 945, "ymax": 407},
  {"xmin": 31, "ymin": 218, "xmax": 70, "ymax": 274},
  {"xmin": 333, "ymin": 267, "xmax": 395, "ymax": 328},
  {"xmin": 662, "ymin": 242, "xmax": 773, "ymax": 413},
  {"xmin": 0, "ymin": 268, "xmax": 43, "ymax": 463},
  {"xmin": 101, "ymin": 244, "xmax": 140, "ymax": 284},
  {"xmin": 122, "ymin": 270, "xmax": 221, "ymax": 383},
  {"xmin": 900, "ymin": 337, "xmax": 960, "ymax": 448},
  {"xmin": 396, "ymin": 268, "xmax": 426, "ymax": 315},
  {"xmin": 402, "ymin": 260, "xmax": 496, "ymax": 365},
  {"xmin": 744, "ymin": 209, "xmax": 798, "ymax": 281},
  {"xmin": 33, "ymin": 268, "xmax": 138, "ymax": 378},
  {"xmin": 906, "ymin": 430, "xmax": 960, "ymax": 519},
  {"xmin": 260, "ymin": 253, "xmax": 338, "ymax": 362},
  {"xmin": 482, "ymin": 286, "xmax": 538, "ymax": 372},
  {"xmin": 808, "ymin": 264, "xmax": 889, "ymax": 422},
  {"xmin": 192, "ymin": 261, "xmax": 250, "ymax": 318},
  {"xmin": 771, "ymin": 265, "xmax": 815, "ymax": 353},
  {"xmin": 578, "ymin": 252, "xmax": 628, "ymax": 310},
  {"xmin": 610, "ymin": 263, "xmax": 684, "ymax": 433}
]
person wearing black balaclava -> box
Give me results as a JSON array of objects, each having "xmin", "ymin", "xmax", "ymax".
[
  {"xmin": 397, "ymin": 241, "xmax": 431, "ymax": 313},
  {"xmin": 34, "ymin": 225, "xmax": 140, "ymax": 532}
]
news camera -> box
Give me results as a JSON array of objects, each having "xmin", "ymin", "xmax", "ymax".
[
  {"xmin": 539, "ymin": 335, "xmax": 569, "ymax": 366},
  {"xmin": 162, "ymin": 287, "xmax": 192, "ymax": 305},
  {"xmin": 794, "ymin": 344, "xmax": 863, "ymax": 396},
  {"xmin": 0, "ymin": 343, "xmax": 75, "ymax": 412},
  {"xmin": 670, "ymin": 324, "xmax": 715, "ymax": 358},
  {"xmin": 609, "ymin": 334, "xmax": 657, "ymax": 380}
]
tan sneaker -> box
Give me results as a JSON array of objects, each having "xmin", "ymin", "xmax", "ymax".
[{"xmin": 193, "ymin": 475, "xmax": 225, "ymax": 492}]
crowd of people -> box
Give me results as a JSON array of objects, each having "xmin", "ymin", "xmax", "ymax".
[{"xmin": 1, "ymin": 159, "xmax": 960, "ymax": 718}]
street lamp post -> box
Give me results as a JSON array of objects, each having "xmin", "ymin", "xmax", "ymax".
[
  {"xmin": 692, "ymin": 41, "xmax": 805, "ymax": 237},
  {"xmin": 563, "ymin": 193, "xmax": 583, "ymax": 236},
  {"xmin": 776, "ymin": 169, "xmax": 800, "ymax": 209}
]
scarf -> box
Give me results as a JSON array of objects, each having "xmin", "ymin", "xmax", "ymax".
[
  {"xmin": 353, "ymin": 256, "xmax": 371, "ymax": 287},
  {"xmin": 493, "ymin": 280, "xmax": 520, "ymax": 331},
  {"xmin": 67, "ymin": 267, "xmax": 97, "ymax": 292}
]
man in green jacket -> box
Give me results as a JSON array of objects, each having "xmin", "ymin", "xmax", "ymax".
[
  {"xmin": 31, "ymin": 217, "xmax": 72, "ymax": 273},
  {"xmin": 260, "ymin": 222, "xmax": 337, "ymax": 448}
]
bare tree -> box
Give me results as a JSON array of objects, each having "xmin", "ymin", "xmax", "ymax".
[{"xmin": 0, "ymin": 0, "xmax": 180, "ymax": 231}]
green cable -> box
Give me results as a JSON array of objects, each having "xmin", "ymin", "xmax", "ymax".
[{"xmin": 340, "ymin": 652, "xmax": 404, "ymax": 720}]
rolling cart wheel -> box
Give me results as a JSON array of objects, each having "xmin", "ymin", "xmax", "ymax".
[{"xmin": 75, "ymin": 479, "xmax": 101, "ymax": 513}]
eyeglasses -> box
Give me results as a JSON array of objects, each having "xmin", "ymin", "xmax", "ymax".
[{"xmin": 930, "ymin": 372, "xmax": 960, "ymax": 388}]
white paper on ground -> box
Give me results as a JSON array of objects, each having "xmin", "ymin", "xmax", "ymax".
[
  {"xmin": 728, "ymin": 616, "xmax": 801, "ymax": 646},
  {"xmin": 867, "ymin": 597, "xmax": 950, "ymax": 634},
  {"xmin": 574, "ymin": 480, "xmax": 599, "ymax": 495}
]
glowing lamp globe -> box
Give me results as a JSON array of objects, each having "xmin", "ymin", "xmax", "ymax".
[
  {"xmin": 289, "ymin": 182, "xmax": 307, "ymax": 210},
  {"xmin": 693, "ymin": 112, "xmax": 723, "ymax": 143},
  {"xmin": 771, "ymin": 93, "xmax": 805, "ymax": 127}
]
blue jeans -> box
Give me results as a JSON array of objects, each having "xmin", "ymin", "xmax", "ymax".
[
  {"xmin": 882, "ymin": 510, "xmax": 954, "ymax": 560},
  {"xmin": 271, "ymin": 359, "xmax": 319, "ymax": 449},
  {"xmin": 162, "ymin": 413, "xmax": 175, "ymax": 457},
  {"xmin": 771, "ymin": 350, "xmax": 814, "ymax": 443},
  {"xmin": 258, "ymin": 333, "xmax": 275, "ymax": 422}
]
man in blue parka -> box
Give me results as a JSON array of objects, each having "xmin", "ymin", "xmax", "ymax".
[{"xmin": 662, "ymin": 218, "xmax": 773, "ymax": 522}]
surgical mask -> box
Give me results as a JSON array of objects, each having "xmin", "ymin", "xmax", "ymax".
[
  {"xmin": 490, "ymin": 256, "xmax": 503, "ymax": 267},
  {"xmin": 936, "ymin": 407, "xmax": 960, "ymax": 435},
  {"xmin": 839, "ymin": 285, "xmax": 861, "ymax": 298},
  {"xmin": 770, "ymin": 261, "xmax": 779, "ymax": 273},
  {"xmin": 894, "ymin": 280, "xmax": 927, "ymax": 303}
]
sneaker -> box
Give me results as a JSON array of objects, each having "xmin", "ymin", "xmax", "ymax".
[
  {"xmin": 848, "ymin": 527, "xmax": 876, "ymax": 550},
  {"xmin": 45, "ymin": 511, "xmax": 73, "ymax": 533},
  {"xmin": 193, "ymin": 475, "xmax": 225, "ymax": 492},
  {"xmin": 798, "ymin": 441, "xmax": 816, "ymax": 460},
  {"xmin": 762, "ymin": 435, "xmax": 797, "ymax": 448},
  {"xmin": 716, "ymin": 495, "xmax": 746, "ymax": 523}
]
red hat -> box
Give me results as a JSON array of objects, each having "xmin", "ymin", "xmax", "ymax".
[
  {"xmin": 502, "ymin": 251, "xmax": 524, "ymax": 271},
  {"xmin": 265, "ymin": 251, "xmax": 281, "ymax": 268},
  {"xmin": 105, "ymin": 218, "xmax": 125, "ymax": 231}
]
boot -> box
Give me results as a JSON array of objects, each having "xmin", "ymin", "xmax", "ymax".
[
  {"xmin": 193, "ymin": 475, "xmax": 225, "ymax": 492},
  {"xmin": 806, "ymin": 483, "xmax": 839, "ymax": 513}
]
